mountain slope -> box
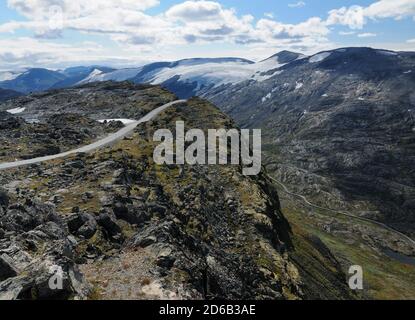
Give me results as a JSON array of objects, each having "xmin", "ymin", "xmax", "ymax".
[
  {"xmin": 51, "ymin": 66, "xmax": 115, "ymax": 89},
  {"xmin": 131, "ymin": 54, "xmax": 303, "ymax": 98},
  {"xmin": 0, "ymin": 83, "xmax": 354, "ymax": 300},
  {"xmin": 206, "ymin": 47, "xmax": 415, "ymax": 238},
  {"xmin": 0, "ymin": 88, "xmax": 22, "ymax": 102},
  {"xmin": 0, "ymin": 68, "xmax": 67, "ymax": 93}
]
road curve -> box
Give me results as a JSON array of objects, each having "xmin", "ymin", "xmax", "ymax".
[
  {"xmin": 269, "ymin": 175, "xmax": 415, "ymax": 248},
  {"xmin": 0, "ymin": 99, "xmax": 186, "ymax": 171}
]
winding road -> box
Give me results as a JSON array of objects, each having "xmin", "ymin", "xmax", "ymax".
[
  {"xmin": 0, "ymin": 99, "xmax": 186, "ymax": 171},
  {"xmin": 268, "ymin": 175, "xmax": 415, "ymax": 247}
]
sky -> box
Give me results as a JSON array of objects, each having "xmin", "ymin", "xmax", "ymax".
[{"xmin": 0, "ymin": 0, "xmax": 414, "ymax": 70}]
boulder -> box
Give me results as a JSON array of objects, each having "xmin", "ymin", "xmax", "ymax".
[
  {"xmin": 96, "ymin": 211, "xmax": 122, "ymax": 238},
  {"xmin": 0, "ymin": 254, "xmax": 19, "ymax": 281},
  {"xmin": 66, "ymin": 212, "xmax": 97, "ymax": 239},
  {"xmin": 113, "ymin": 202, "xmax": 137, "ymax": 224}
]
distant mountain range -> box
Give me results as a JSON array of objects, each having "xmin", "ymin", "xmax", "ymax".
[
  {"xmin": 0, "ymin": 51, "xmax": 304, "ymax": 97},
  {"xmin": 0, "ymin": 66, "xmax": 114, "ymax": 94}
]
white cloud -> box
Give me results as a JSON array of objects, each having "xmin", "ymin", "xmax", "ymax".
[
  {"xmin": 364, "ymin": 0, "xmax": 415, "ymax": 20},
  {"xmin": 2, "ymin": 0, "xmax": 411, "ymax": 68},
  {"xmin": 1, "ymin": 0, "xmax": 330, "ymax": 49},
  {"xmin": 358, "ymin": 32, "xmax": 377, "ymax": 38},
  {"xmin": 165, "ymin": 1, "xmax": 222, "ymax": 21},
  {"xmin": 7, "ymin": 0, "xmax": 160, "ymax": 19},
  {"xmin": 327, "ymin": 5, "xmax": 366, "ymax": 29},
  {"xmin": 0, "ymin": 37, "xmax": 150, "ymax": 71},
  {"xmin": 327, "ymin": 0, "xmax": 415, "ymax": 29},
  {"xmin": 257, "ymin": 17, "xmax": 329, "ymax": 40},
  {"xmin": 0, "ymin": 0, "xmax": 339, "ymax": 68},
  {"xmin": 339, "ymin": 31, "xmax": 356, "ymax": 35},
  {"xmin": 288, "ymin": 1, "xmax": 306, "ymax": 9},
  {"xmin": 407, "ymin": 39, "xmax": 415, "ymax": 43}
]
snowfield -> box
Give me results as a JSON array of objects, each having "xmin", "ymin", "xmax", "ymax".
[
  {"xmin": 78, "ymin": 68, "xmax": 143, "ymax": 85},
  {"xmin": 80, "ymin": 53, "xmax": 307, "ymax": 90},
  {"xmin": 7, "ymin": 107, "xmax": 25, "ymax": 114},
  {"xmin": 309, "ymin": 52, "xmax": 332, "ymax": 63}
]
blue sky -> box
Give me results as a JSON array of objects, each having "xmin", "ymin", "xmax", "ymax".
[{"xmin": 0, "ymin": 0, "xmax": 414, "ymax": 70}]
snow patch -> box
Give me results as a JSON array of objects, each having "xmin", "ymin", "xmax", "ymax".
[
  {"xmin": 378, "ymin": 50, "xmax": 398, "ymax": 56},
  {"xmin": 82, "ymin": 68, "xmax": 142, "ymax": 84},
  {"xmin": 77, "ymin": 69, "xmax": 105, "ymax": 85},
  {"xmin": 7, "ymin": 107, "xmax": 25, "ymax": 114},
  {"xmin": 262, "ymin": 93, "xmax": 272, "ymax": 103},
  {"xmin": 149, "ymin": 58, "xmax": 286, "ymax": 87},
  {"xmin": 295, "ymin": 82, "xmax": 304, "ymax": 90},
  {"xmin": 309, "ymin": 52, "xmax": 332, "ymax": 63}
]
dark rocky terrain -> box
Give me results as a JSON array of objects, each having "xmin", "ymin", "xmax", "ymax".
[
  {"xmin": 206, "ymin": 47, "xmax": 415, "ymax": 239},
  {"xmin": 0, "ymin": 82, "xmax": 176, "ymax": 123},
  {"xmin": 0, "ymin": 111, "xmax": 122, "ymax": 162},
  {"xmin": 0, "ymin": 84, "xmax": 355, "ymax": 300}
]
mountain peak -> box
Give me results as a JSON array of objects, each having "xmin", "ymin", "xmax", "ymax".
[{"xmin": 262, "ymin": 50, "xmax": 304, "ymax": 64}]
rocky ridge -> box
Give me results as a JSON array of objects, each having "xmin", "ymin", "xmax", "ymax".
[{"xmin": 0, "ymin": 84, "xmax": 354, "ymax": 300}]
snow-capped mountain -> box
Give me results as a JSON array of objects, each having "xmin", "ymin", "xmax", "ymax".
[
  {"xmin": 51, "ymin": 66, "xmax": 115, "ymax": 89},
  {"xmin": 0, "ymin": 51, "xmax": 304, "ymax": 97},
  {"xmin": 0, "ymin": 66, "xmax": 115, "ymax": 93},
  {"xmin": 78, "ymin": 52, "xmax": 305, "ymax": 98},
  {"xmin": 77, "ymin": 67, "xmax": 142, "ymax": 85}
]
